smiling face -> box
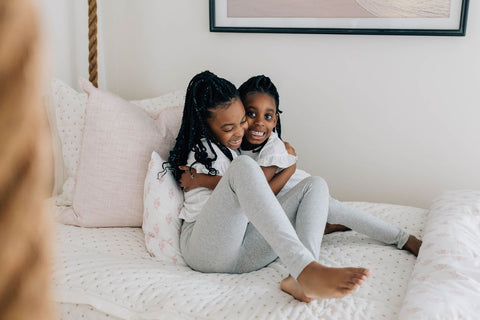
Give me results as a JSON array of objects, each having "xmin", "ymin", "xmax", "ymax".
[
  {"xmin": 243, "ymin": 92, "xmax": 278, "ymax": 146},
  {"xmin": 207, "ymin": 98, "xmax": 247, "ymax": 150}
]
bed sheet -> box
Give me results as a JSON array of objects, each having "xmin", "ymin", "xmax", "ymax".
[
  {"xmin": 57, "ymin": 302, "xmax": 122, "ymax": 320},
  {"xmin": 52, "ymin": 202, "xmax": 427, "ymax": 320}
]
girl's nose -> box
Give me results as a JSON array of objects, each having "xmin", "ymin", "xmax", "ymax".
[
  {"xmin": 254, "ymin": 115, "xmax": 266, "ymax": 125},
  {"xmin": 254, "ymin": 118, "xmax": 264, "ymax": 126},
  {"xmin": 234, "ymin": 125, "xmax": 245, "ymax": 137},
  {"xmin": 241, "ymin": 121, "xmax": 248, "ymax": 131}
]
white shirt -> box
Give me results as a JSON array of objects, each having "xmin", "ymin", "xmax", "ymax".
[
  {"xmin": 240, "ymin": 131, "xmax": 310, "ymax": 198},
  {"xmin": 179, "ymin": 139, "xmax": 238, "ymax": 222}
]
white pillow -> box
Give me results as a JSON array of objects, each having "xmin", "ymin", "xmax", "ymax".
[
  {"xmin": 51, "ymin": 79, "xmax": 87, "ymax": 205},
  {"xmin": 143, "ymin": 151, "xmax": 185, "ymax": 266},
  {"xmin": 51, "ymin": 78, "xmax": 184, "ymax": 206}
]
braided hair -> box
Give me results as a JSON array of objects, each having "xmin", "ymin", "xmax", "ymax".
[
  {"xmin": 238, "ymin": 75, "xmax": 282, "ymax": 139},
  {"xmin": 166, "ymin": 71, "xmax": 239, "ymax": 182}
]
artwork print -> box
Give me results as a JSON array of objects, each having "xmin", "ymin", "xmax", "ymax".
[
  {"xmin": 227, "ymin": 0, "xmax": 451, "ymax": 19},
  {"xmin": 210, "ymin": 0, "xmax": 469, "ymax": 36}
]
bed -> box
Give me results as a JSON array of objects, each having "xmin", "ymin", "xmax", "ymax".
[
  {"xmin": 52, "ymin": 202, "xmax": 422, "ymax": 320},
  {"xmin": 45, "ymin": 76, "xmax": 480, "ymax": 320},
  {"xmin": 46, "ymin": 6, "xmax": 479, "ymax": 318},
  {"xmin": 50, "ymin": 192, "xmax": 480, "ymax": 320},
  {"xmin": 51, "ymin": 191, "xmax": 480, "ymax": 320}
]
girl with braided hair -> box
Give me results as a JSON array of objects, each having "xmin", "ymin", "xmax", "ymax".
[{"xmin": 167, "ymin": 70, "xmax": 371, "ymax": 302}]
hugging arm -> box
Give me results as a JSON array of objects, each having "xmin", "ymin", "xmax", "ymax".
[
  {"xmin": 178, "ymin": 166, "xmax": 221, "ymax": 192},
  {"xmin": 262, "ymin": 164, "xmax": 296, "ymax": 196},
  {"xmin": 179, "ymin": 141, "xmax": 298, "ymax": 194},
  {"xmin": 179, "ymin": 162, "xmax": 295, "ymax": 195},
  {"xmin": 264, "ymin": 141, "xmax": 297, "ymax": 195}
]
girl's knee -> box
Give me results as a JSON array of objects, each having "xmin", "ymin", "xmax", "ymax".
[
  {"xmin": 227, "ymin": 156, "xmax": 265, "ymax": 188},
  {"xmin": 305, "ymin": 176, "xmax": 329, "ymax": 193}
]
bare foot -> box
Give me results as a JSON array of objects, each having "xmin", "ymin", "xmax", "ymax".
[
  {"xmin": 324, "ymin": 223, "xmax": 351, "ymax": 234},
  {"xmin": 280, "ymin": 275, "xmax": 314, "ymax": 303},
  {"xmin": 402, "ymin": 235, "xmax": 422, "ymax": 256},
  {"xmin": 296, "ymin": 262, "xmax": 371, "ymax": 299}
]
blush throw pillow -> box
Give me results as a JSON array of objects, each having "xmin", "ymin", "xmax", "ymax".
[
  {"xmin": 57, "ymin": 79, "xmax": 180, "ymax": 227},
  {"xmin": 143, "ymin": 151, "xmax": 185, "ymax": 266},
  {"xmin": 50, "ymin": 78, "xmax": 184, "ymax": 207}
]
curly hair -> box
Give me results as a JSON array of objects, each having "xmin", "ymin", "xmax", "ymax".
[
  {"xmin": 238, "ymin": 75, "xmax": 282, "ymax": 139},
  {"xmin": 166, "ymin": 71, "xmax": 239, "ymax": 182}
]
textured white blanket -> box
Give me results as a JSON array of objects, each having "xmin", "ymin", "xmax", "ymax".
[{"xmin": 53, "ymin": 202, "xmax": 426, "ymax": 320}]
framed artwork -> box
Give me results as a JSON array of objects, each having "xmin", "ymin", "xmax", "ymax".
[{"xmin": 209, "ymin": 0, "xmax": 470, "ymax": 36}]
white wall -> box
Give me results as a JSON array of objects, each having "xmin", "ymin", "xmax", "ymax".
[
  {"xmin": 40, "ymin": 0, "xmax": 106, "ymax": 88},
  {"xmin": 44, "ymin": 0, "xmax": 480, "ymax": 208}
]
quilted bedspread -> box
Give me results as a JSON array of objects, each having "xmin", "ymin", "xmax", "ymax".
[{"xmin": 53, "ymin": 202, "xmax": 427, "ymax": 320}]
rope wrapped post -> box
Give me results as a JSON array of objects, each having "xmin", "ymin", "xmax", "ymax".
[{"xmin": 88, "ymin": 0, "xmax": 98, "ymax": 87}]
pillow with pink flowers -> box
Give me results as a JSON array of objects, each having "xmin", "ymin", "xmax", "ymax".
[{"xmin": 143, "ymin": 151, "xmax": 185, "ymax": 266}]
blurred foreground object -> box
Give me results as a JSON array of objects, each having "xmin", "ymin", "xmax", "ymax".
[{"xmin": 0, "ymin": 0, "xmax": 54, "ymax": 319}]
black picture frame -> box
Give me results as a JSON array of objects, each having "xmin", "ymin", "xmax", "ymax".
[{"xmin": 209, "ymin": 0, "xmax": 469, "ymax": 36}]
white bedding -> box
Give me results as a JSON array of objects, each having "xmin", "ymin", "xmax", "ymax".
[
  {"xmin": 399, "ymin": 190, "xmax": 480, "ymax": 320},
  {"xmin": 53, "ymin": 202, "xmax": 426, "ymax": 320},
  {"xmin": 57, "ymin": 303, "xmax": 122, "ymax": 320}
]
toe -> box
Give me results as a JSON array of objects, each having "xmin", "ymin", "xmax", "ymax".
[
  {"xmin": 352, "ymin": 274, "xmax": 367, "ymax": 282},
  {"xmin": 353, "ymin": 278, "xmax": 365, "ymax": 286},
  {"xmin": 361, "ymin": 269, "xmax": 371, "ymax": 277},
  {"xmin": 339, "ymin": 286, "xmax": 356, "ymax": 296}
]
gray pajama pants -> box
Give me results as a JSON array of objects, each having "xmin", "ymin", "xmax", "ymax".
[
  {"xmin": 180, "ymin": 155, "xmax": 410, "ymax": 279},
  {"xmin": 180, "ymin": 155, "xmax": 329, "ymax": 279},
  {"xmin": 327, "ymin": 197, "xmax": 409, "ymax": 249}
]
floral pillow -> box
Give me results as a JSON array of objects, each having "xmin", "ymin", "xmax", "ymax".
[{"xmin": 143, "ymin": 151, "xmax": 185, "ymax": 266}]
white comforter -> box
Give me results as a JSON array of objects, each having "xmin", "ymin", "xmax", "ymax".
[
  {"xmin": 53, "ymin": 202, "xmax": 426, "ymax": 320},
  {"xmin": 399, "ymin": 190, "xmax": 480, "ymax": 320}
]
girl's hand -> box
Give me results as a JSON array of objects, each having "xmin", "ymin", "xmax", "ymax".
[
  {"xmin": 179, "ymin": 166, "xmax": 201, "ymax": 192},
  {"xmin": 179, "ymin": 166, "xmax": 222, "ymax": 191},
  {"xmin": 284, "ymin": 141, "xmax": 296, "ymax": 156}
]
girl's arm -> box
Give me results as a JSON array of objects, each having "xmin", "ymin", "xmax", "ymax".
[
  {"xmin": 263, "ymin": 141, "xmax": 297, "ymax": 195},
  {"xmin": 179, "ymin": 164, "xmax": 292, "ymax": 195},
  {"xmin": 180, "ymin": 141, "xmax": 297, "ymax": 194},
  {"xmin": 178, "ymin": 166, "xmax": 221, "ymax": 192},
  {"xmin": 263, "ymin": 163, "xmax": 296, "ymax": 196}
]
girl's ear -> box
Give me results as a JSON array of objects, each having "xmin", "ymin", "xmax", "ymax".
[{"xmin": 274, "ymin": 113, "xmax": 279, "ymax": 126}]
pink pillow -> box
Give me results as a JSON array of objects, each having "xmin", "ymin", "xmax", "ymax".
[
  {"xmin": 143, "ymin": 151, "xmax": 185, "ymax": 265},
  {"xmin": 57, "ymin": 79, "xmax": 181, "ymax": 227}
]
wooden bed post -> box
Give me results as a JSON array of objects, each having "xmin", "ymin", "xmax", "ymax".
[{"xmin": 88, "ymin": 0, "xmax": 98, "ymax": 87}]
